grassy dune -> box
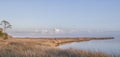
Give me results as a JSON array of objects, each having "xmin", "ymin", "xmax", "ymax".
[
  {"xmin": 0, "ymin": 37, "xmax": 118, "ymax": 57},
  {"xmin": 0, "ymin": 42, "xmax": 112, "ymax": 57},
  {"xmin": 4, "ymin": 37, "xmax": 114, "ymax": 47},
  {"xmin": 0, "ymin": 33, "xmax": 118, "ymax": 57}
]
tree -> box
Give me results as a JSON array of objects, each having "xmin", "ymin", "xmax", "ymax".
[
  {"xmin": 0, "ymin": 20, "xmax": 12, "ymax": 32},
  {"xmin": 0, "ymin": 20, "xmax": 12, "ymax": 40}
]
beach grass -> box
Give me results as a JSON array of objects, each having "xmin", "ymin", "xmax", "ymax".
[
  {"xmin": 0, "ymin": 42, "xmax": 113, "ymax": 57},
  {"xmin": 0, "ymin": 37, "xmax": 118, "ymax": 57}
]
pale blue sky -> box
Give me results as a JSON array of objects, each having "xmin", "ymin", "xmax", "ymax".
[{"xmin": 0, "ymin": 0, "xmax": 120, "ymax": 31}]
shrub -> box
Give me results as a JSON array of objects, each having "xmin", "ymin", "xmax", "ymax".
[{"xmin": 0, "ymin": 31, "xmax": 8, "ymax": 40}]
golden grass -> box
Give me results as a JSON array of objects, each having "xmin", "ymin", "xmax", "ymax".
[
  {"xmin": 0, "ymin": 37, "xmax": 117, "ymax": 57},
  {"xmin": 4, "ymin": 37, "xmax": 113, "ymax": 47},
  {"xmin": 0, "ymin": 42, "xmax": 113, "ymax": 57}
]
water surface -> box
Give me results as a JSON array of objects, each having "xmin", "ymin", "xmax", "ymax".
[{"xmin": 59, "ymin": 38, "xmax": 120, "ymax": 55}]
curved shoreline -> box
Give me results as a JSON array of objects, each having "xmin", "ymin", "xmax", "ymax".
[
  {"xmin": 4, "ymin": 37, "xmax": 114, "ymax": 47},
  {"xmin": 0, "ymin": 37, "xmax": 116, "ymax": 57}
]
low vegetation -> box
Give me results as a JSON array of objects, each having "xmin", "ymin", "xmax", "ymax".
[
  {"xmin": 0, "ymin": 30, "xmax": 8, "ymax": 40},
  {"xmin": 0, "ymin": 36, "xmax": 117, "ymax": 57},
  {"xmin": 0, "ymin": 42, "xmax": 112, "ymax": 57},
  {"xmin": 8, "ymin": 37, "xmax": 114, "ymax": 47}
]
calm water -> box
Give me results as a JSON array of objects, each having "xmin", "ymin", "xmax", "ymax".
[
  {"xmin": 8, "ymin": 31, "xmax": 120, "ymax": 38},
  {"xmin": 8, "ymin": 31, "xmax": 120, "ymax": 54},
  {"xmin": 58, "ymin": 31, "xmax": 120, "ymax": 54},
  {"xmin": 59, "ymin": 39, "xmax": 120, "ymax": 55}
]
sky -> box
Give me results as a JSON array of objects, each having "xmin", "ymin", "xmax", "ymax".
[{"xmin": 0, "ymin": 0, "xmax": 120, "ymax": 31}]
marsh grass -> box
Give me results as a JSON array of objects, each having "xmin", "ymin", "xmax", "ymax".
[{"xmin": 0, "ymin": 42, "xmax": 116, "ymax": 57}]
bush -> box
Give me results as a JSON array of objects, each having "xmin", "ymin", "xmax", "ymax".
[{"xmin": 0, "ymin": 31, "xmax": 8, "ymax": 40}]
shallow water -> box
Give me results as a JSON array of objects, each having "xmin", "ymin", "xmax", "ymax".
[{"xmin": 59, "ymin": 38, "xmax": 120, "ymax": 55}]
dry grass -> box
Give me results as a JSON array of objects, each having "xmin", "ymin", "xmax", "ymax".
[
  {"xmin": 5, "ymin": 37, "xmax": 113, "ymax": 47},
  {"xmin": 0, "ymin": 37, "xmax": 118, "ymax": 57},
  {"xmin": 0, "ymin": 42, "xmax": 115, "ymax": 57}
]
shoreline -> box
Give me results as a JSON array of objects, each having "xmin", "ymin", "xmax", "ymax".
[
  {"xmin": 0, "ymin": 37, "xmax": 116, "ymax": 57},
  {"xmin": 5, "ymin": 37, "xmax": 114, "ymax": 47}
]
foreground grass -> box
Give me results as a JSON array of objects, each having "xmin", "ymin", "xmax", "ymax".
[{"xmin": 0, "ymin": 42, "xmax": 116, "ymax": 57}]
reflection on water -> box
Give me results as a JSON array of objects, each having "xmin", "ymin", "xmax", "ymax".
[{"xmin": 59, "ymin": 39, "xmax": 120, "ymax": 55}]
